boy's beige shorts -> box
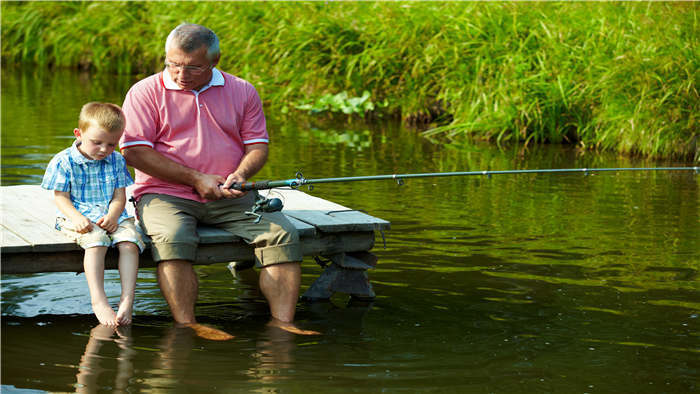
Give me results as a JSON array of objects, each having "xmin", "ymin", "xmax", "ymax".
[
  {"xmin": 136, "ymin": 192, "xmax": 302, "ymax": 267},
  {"xmin": 56, "ymin": 217, "xmax": 146, "ymax": 252}
]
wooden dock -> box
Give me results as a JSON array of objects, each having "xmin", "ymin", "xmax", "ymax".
[{"xmin": 1, "ymin": 185, "xmax": 390, "ymax": 300}]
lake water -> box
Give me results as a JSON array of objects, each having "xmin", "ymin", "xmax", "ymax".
[{"xmin": 2, "ymin": 67, "xmax": 698, "ymax": 393}]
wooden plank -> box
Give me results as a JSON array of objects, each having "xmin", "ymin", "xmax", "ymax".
[
  {"xmin": 284, "ymin": 209, "xmax": 390, "ymax": 233},
  {"xmin": 267, "ymin": 189, "xmax": 348, "ymax": 211},
  {"xmin": 0, "ymin": 190, "xmax": 78, "ymax": 253},
  {"xmin": 2, "ymin": 185, "xmax": 57, "ymax": 223},
  {"xmin": 1, "ymin": 185, "xmax": 387, "ymax": 257},
  {"xmin": 1, "ymin": 231, "xmax": 376, "ymax": 274},
  {"xmin": 284, "ymin": 216, "xmax": 316, "ymax": 237},
  {"xmin": 0, "ymin": 226, "xmax": 32, "ymax": 252},
  {"xmin": 301, "ymin": 231, "xmax": 375, "ymax": 256},
  {"xmin": 272, "ymin": 188, "xmax": 390, "ymax": 232}
]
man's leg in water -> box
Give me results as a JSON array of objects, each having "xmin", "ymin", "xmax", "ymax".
[
  {"xmin": 137, "ymin": 195, "xmax": 233, "ymax": 340},
  {"xmin": 157, "ymin": 259, "xmax": 234, "ymax": 341},
  {"xmin": 260, "ymin": 262, "xmax": 319, "ymax": 335}
]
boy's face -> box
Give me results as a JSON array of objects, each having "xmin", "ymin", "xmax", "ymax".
[{"xmin": 74, "ymin": 125, "xmax": 121, "ymax": 161}]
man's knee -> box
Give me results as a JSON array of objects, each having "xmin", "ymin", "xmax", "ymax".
[
  {"xmin": 260, "ymin": 262, "xmax": 301, "ymax": 289},
  {"xmin": 158, "ymin": 259, "xmax": 193, "ymax": 271}
]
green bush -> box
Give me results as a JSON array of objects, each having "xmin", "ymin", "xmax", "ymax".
[{"xmin": 2, "ymin": 2, "xmax": 697, "ymax": 160}]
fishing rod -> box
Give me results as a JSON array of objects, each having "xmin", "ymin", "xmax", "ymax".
[{"xmin": 231, "ymin": 166, "xmax": 699, "ymax": 192}]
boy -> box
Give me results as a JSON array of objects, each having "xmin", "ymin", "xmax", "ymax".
[{"xmin": 42, "ymin": 102, "xmax": 145, "ymax": 326}]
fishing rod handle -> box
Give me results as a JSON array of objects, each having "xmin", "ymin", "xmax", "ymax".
[
  {"xmin": 229, "ymin": 178, "xmax": 304, "ymax": 191},
  {"xmin": 229, "ymin": 181, "xmax": 270, "ymax": 191}
]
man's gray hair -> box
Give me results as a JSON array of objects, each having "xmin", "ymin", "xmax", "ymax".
[{"xmin": 165, "ymin": 23, "xmax": 220, "ymax": 61}]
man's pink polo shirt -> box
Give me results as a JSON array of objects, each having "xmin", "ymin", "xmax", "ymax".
[{"xmin": 120, "ymin": 68, "xmax": 269, "ymax": 203}]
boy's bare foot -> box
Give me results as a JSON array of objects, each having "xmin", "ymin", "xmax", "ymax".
[
  {"xmin": 90, "ymin": 323, "xmax": 118, "ymax": 340},
  {"xmin": 182, "ymin": 323, "xmax": 235, "ymax": 341},
  {"xmin": 92, "ymin": 302, "xmax": 118, "ymax": 327},
  {"xmin": 116, "ymin": 298, "xmax": 134, "ymax": 326},
  {"xmin": 267, "ymin": 318, "xmax": 321, "ymax": 335},
  {"xmin": 115, "ymin": 324, "xmax": 132, "ymax": 339}
]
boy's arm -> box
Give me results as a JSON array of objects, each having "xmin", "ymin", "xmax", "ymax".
[
  {"xmin": 53, "ymin": 191, "xmax": 93, "ymax": 233},
  {"xmin": 96, "ymin": 187, "xmax": 126, "ymax": 233}
]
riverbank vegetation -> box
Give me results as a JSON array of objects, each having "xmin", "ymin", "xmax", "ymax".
[{"xmin": 2, "ymin": 2, "xmax": 697, "ymax": 160}]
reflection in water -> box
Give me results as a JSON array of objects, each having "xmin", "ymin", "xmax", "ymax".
[
  {"xmin": 247, "ymin": 324, "xmax": 297, "ymax": 383},
  {"xmin": 149, "ymin": 325, "xmax": 197, "ymax": 391},
  {"xmin": 75, "ymin": 325, "xmax": 135, "ymax": 393}
]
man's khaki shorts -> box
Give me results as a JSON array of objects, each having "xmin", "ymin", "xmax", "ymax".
[
  {"xmin": 56, "ymin": 217, "xmax": 146, "ymax": 252},
  {"xmin": 136, "ymin": 192, "xmax": 302, "ymax": 267}
]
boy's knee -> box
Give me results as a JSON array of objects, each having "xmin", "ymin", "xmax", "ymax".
[
  {"xmin": 83, "ymin": 246, "xmax": 108, "ymax": 257},
  {"xmin": 117, "ymin": 241, "xmax": 140, "ymax": 253}
]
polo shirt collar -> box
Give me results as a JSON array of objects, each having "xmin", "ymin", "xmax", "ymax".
[
  {"xmin": 69, "ymin": 140, "xmax": 114, "ymax": 165},
  {"xmin": 162, "ymin": 67, "xmax": 225, "ymax": 92}
]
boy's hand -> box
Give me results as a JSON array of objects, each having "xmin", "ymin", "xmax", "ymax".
[
  {"xmin": 72, "ymin": 216, "xmax": 93, "ymax": 234},
  {"xmin": 96, "ymin": 215, "xmax": 119, "ymax": 233},
  {"xmin": 54, "ymin": 191, "xmax": 94, "ymax": 233}
]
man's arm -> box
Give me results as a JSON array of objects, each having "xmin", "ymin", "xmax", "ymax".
[
  {"xmin": 122, "ymin": 146, "xmax": 226, "ymax": 200},
  {"xmin": 221, "ymin": 144, "xmax": 269, "ymax": 198}
]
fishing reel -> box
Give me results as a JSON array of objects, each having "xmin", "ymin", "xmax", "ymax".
[{"xmin": 245, "ymin": 195, "xmax": 284, "ymax": 223}]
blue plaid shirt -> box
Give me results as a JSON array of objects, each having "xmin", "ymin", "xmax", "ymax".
[{"xmin": 41, "ymin": 140, "xmax": 134, "ymax": 224}]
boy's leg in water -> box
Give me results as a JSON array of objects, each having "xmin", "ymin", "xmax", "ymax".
[
  {"xmin": 84, "ymin": 246, "xmax": 118, "ymax": 326},
  {"xmin": 116, "ymin": 242, "xmax": 140, "ymax": 325}
]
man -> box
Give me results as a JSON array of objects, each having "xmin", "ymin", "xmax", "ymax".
[{"xmin": 120, "ymin": 23, "xmax": 315, "ymax": 339}]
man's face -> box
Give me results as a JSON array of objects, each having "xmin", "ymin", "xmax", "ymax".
[{"xmin": 165, "ymin": 45, "xmax": 218, "ymax": 91}]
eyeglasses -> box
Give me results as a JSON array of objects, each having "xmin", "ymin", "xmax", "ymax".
[{"xmin": 164, "ymin": 60, "xmax": 211, "ymax": 75}]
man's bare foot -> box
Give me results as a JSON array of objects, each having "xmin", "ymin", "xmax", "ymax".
[
  {"xmin": 92, "ymin": 302, "xmax": 118, "ymax": 327},
  {"xmin": 182, "ymin": 323, "xmax": 235, "ymax": 341},
  {"xmin": 116, "ymin": 297, "xmax": 134, "ymax": 325},
  {"xmin": 267, "ymin": 318, "xmax": 321, "ymax": 335}
]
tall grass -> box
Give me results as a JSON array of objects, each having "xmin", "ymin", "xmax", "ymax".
[{"xmin": 2, "ymin": 2, "xmax": 697, "ymax": 160}]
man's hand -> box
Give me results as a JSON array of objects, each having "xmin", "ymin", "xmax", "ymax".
[
  {"xmin": 218, "ymin": 144, "xmax": 268, "ymax": 199},
  {"xmin": 96, "ymin": 215, "xmax": 119, "ymax": 233},
  {"xmin": 221, "ymin": 173, "xmax": 247, "ymax": 199},
  {"xmin": 193, "ymin": 173, "xmax": 227, "ymax": 200}
]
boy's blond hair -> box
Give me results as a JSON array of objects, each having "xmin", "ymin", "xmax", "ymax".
[{"xmin": 78, "ymin": 102, "xmax": 126, "ymax": 134}]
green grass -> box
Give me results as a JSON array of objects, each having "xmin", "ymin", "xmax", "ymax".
[{"xmin": 2, "ymin": 1, "xmax": 697, "ymax": 160}]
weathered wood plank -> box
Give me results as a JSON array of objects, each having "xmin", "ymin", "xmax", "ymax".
[
  {"xmin": 284, "ymin": 210, "xmax": 389, "ymax": 233},
  {"xmin": 268, "ymin": 188, "xmax": 390, "ymax": 232},
  {"xmin": 1, "ymin": 226, "xmax": 32, "ymax": 252},
  {"xmin": 1, "ymin": 190, "xmax": 79, "ymax": 253},
  {"xmin": 2, "ymin": 186, "xmax": 386, "ymax": 251},
  {"xmin": 2, "ymin": 185, "xmax": 57, "ymax": 223},
  {"xmin": 1, "ymin": 231, "xmax": 376, "ymax": 274},
  {"xmin": 1, "ymin": 185, "xmax": 388, "ymax": 279},
  {"xmin": 284, "ymin": 216, "xmax": 316, "ymax": 237},
  {"xmin": 265, "ymin": 188, "xmax": 347, "ymax": 211},
  {"xmin": 2, "ymin": 184, "xmax": 387, "ymax": 300}
]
